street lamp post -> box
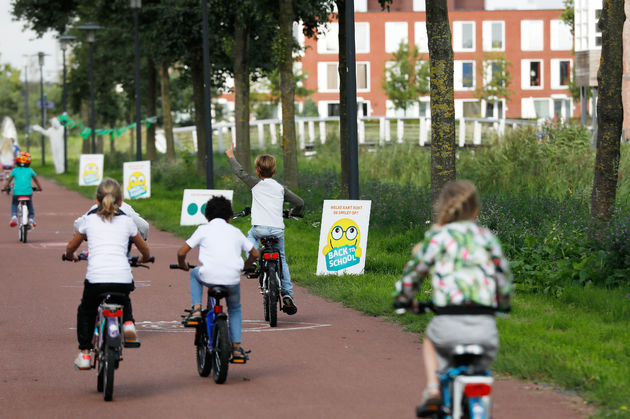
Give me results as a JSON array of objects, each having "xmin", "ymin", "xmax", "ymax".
[
  {"xmin": 130, "ymin": 0, "xmax": 142, "ymax": 161},
  {"xmin": 58, "ymin": 34, "xmax": 76, "ymax": 173},
  {"xmin": 77, "ymin": 24, "xmax": 102, "ymax": 154},
  {"xmin": 37, "ymin": 52, "xmax": 46, "ymax": 166}
]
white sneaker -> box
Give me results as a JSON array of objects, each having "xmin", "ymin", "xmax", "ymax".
[
  {"xmin": 123, "ymin": 321, "xmax": 137, "ymax": 340},
  {"xmin": 74, "ymin": 352, "xmax": 91, "ymax": 370}
]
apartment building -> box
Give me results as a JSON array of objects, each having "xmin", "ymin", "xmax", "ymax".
[{"xmin": 299, "ymin": 0, "xmax": 576, "ymax": 120}]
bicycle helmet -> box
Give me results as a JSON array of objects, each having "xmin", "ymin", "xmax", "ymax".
[{"xmin": 17, "ymin": 151, "xmax": 32, "ymax": 166}]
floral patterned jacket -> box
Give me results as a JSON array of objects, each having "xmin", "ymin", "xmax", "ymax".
[{"xmin": 395, "ymin": 221, "xmax": 513, "ymax": 309}]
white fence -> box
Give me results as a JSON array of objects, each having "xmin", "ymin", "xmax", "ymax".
[{"xmin": 155, "ymin": 116, "xmax": 538, "ymax": 153}]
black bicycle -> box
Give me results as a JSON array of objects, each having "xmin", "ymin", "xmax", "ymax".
[
  {"xmin": 234, "ymin": 207, "xmax": 302, "ymax": 327},
  {"xmin": 170, "ymin": 264, "xmax": 238, "ymax": 384},
  {"xmin": 63, "ymin": 252, "xmax": 154, "ymax": 401}
]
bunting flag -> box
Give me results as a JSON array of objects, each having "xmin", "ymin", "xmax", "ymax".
[{"xmin": 56, "ymin": 115, "xmax": 158, "ymax": 141}]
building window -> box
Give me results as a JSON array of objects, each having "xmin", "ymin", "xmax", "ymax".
[
  {"xmin": 318, "ymin": 62, "xmax": 339, "ymax": 91},
  {"xmin": 456, "ymin": 100, "xmax": 481, "ymax": 118},
  {"xmin": 355, "ymin": 22, "xmax": 370, "ymax": 53},
  {"xmin": 455, "ymin": 61, "xmax": 475, "ymax": 90},
  {"xmin": 317, "ymin": 23, "xmax": 339, "ymax": 54},
  {"xmin": 328, "ymin": 103, "xmax": 341, "ymax": 117},
  {"xmin": 413, "ymin": 0, "xmax": 426, "ymax": 11},
  {"xmin": 357, "ymin": 62, "xmax": 369, "ymax": 91},
  {"xmin": 317, "ymin": 22, "xmax": 369, "ymax": 54},
  {"xmin": 483, "ymin": 60, "xmax": 505, "ymax": 87},
  {"xmin": 534, "ymin": 99, "xmax": 550, "ymax": 119},
  {"xmin": 551, "ymin": 59, "xmax": 571, "ymax": 89},
  {"xmin": 385, "ymin": 22, "xmax": 408, "ymax": 53},
  {"xmin": 414, "ymin": 22, "xmax": 428, "ymax": 53},
  {"xmin": 453, "ymin": 21, "xmax": 475, "ymax": 52},
  {"xmin": 483, "ymin": 21, "xmax": 504, "ymax": 51},
  {"xmin": 550, "ymin": 20, "xmax": 573, "ymax": 50},
  {"xmin": 522, "ymin": 59, "xmax": 543, "ymax": 89},
  {"xmin": 354, "ymin": 0, "xmax": 367, "ymax": 12},
  {"xmin": 521, "ymin": 20, "xmax": 543, "ymax": 51},
  {"xmin": 595, "ymin": 9, "xmax": 602, "ymax": 47}
]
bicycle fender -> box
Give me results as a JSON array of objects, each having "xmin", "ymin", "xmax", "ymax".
[{"xmin": 105, "ymin": 317, "xmax": 122, "ymax": 348}]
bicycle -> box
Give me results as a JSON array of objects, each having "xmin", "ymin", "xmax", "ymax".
[
  {"xmin": 170, "ymin": 263, "xmax": 241, "ymax": 384},
  {"xmin": 62, "ymin": 252, "xmax": 154, "ymax": 401},
  {"xmin": 395, "ymin": 301, "xmax": 509, "ymax": 419},
  {"xmin": 3, "ymin": 186, "xmax": 40, "ymax": 243},
  {"xmin": 234, "ymin": 207, "xmax": 302, "ymax": 327}
]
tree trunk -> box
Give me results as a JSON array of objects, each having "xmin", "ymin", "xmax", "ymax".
[
  {"xmin": 426, "ymin": 0, "xmax": 456, "ymax": 220},
  {"xmin": 190, "ymin": 57, "xmax": 207, "ymax": 177},
  {"xmin": 590, "ymin": 0, "xmax": 625, "ymax": 223},
  {"xmin": 279, "ymin": 0, "xmax": 298, "ymax": 189},
  {"xmin": 234, "ymin": 12, "xmax": 252, "ymax": 173},
  {"xmin": 146, "ymin": 58, "xmax": 158, "ymax": 161},
  {"xmin": 336, "ymin": 0, "xmax": 349, "ymax": 198},
  {"xmin": 160, "ymin": 61, "xmax": 176, "ymax": 162}
]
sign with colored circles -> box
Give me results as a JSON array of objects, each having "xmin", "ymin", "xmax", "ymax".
[
  {"xmin": 123, "ymin": 160, "xmax": 151, "ymax": 200},
  {"xmin": 78, "ymin": 154, "xmax": 104, "ymax": 186},
  {"xmin": 180, "ymin": 189, "xmax": 234, "ymax": 226},
  {"xmin": 316, "ymin": 200, "xmax": 371, "ymax": 275}
]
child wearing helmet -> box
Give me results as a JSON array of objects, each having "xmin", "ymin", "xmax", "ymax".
[{"xmin": 2, "ymin": 152, "xmax": 42, "ymax": 227}]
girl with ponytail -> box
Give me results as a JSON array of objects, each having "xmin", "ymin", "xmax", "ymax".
[
  {"xmin": 394, "ymin": 180, "xmax": 514, "ymax": 409},
  {"xmin": 65, "ymin": 178, "xmax": 152, "ymax": 370}
]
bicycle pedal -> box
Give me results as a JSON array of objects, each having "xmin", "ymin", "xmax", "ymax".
[
  {"xmin": 230, "ymin": 358, "xmax": 247, "ymax": 364},
  {"xmin": 181, "ymin": 319, "xmax": 199, "ymax": 327}
]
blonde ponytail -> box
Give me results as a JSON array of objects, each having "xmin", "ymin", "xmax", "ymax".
[
  {"xmin": 96, "ymin": 178, "xmax": 122, "ymax": 221},
  {"xmin": 436, "ymin": 180, "xmax": 479, "ymax": 225}
]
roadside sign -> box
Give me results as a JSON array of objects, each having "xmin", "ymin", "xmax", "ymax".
[
  {"xmin": 180, "ymin": 189, "xmax": 234, "ymax": 226},
  {"xmin": 316, "ymin": 200, "xmax": 371, "ymax": 275}
]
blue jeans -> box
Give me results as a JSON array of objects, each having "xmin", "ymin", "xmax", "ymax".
[
  {"xmin": 190, "ymin": 267, "xmax": 242, "ymax": 344},
  {"xmin": 11, "ymin": 195, "xmax": 34, "ymax": 218},
  {"xmin": 248, "ymin": 225, "xmax": 292, "ymax": 296}
]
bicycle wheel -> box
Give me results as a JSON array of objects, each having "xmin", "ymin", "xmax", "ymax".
[
  {"xmin": 102, "ymin": 346, "xmax": 115, "ymax": 401},
  {"xmin": 267, "ymin": 266, "xmax": 279, "ymax": 327},
  {"xmin": 262, "ymin": 271, "xmax": 270, "ymax": 322},
  {"xmin": 20, "ymin": 224, "xmax": 27, "ymax": 243},
  {"xmin": 212, "ymin": 316, "xmax": 231, "ymax": 384},
  {"xmin": 196, "ymin": 322, "xmax": 212, "ymax": 377}
]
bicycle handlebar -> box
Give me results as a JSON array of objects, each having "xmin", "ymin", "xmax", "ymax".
[
  {"xmin": 232, "ymin": 207, "xmax": 303, "ymax": 220},
  {"xmin": 393, "ymin": 300, "xmax": 511, "ymax": 316},
  {"xmin": 62, "ymin": 253, "xmax": 155, "ymax": 268}
]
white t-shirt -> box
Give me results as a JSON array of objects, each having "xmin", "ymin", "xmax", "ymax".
[
  {"xmin": 251, "ymin": 178, "xmax": 285, "ymax": 228},
  {"xmin": 78, "ymin": 213, "xmax": 139, "ymax": 284},
  {"xmin": 186, "ymin": 218, "xmax": 254, "ymax": 286}
]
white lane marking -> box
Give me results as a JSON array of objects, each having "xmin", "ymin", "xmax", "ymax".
[{"xmin": 133, "ymin": 319, "xmax": 331, "ymax": 333}]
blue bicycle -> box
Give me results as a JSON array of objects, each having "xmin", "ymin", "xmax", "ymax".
[{"xmin": 170, "ymin": 264, "xmax": 239, "ymax": 384}]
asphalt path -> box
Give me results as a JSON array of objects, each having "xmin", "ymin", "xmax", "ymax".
[{"xmin": 0, "ymin": 177, "xmax": 592, "ymax": 418}]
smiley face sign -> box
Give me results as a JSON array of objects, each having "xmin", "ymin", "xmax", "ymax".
[
  {"xmin": 78, "ymin": 154, "xmax": 104, "ymax": 186},
  {"xmin": 123, "ymin": 161, "xmax": 151, "ymax": 200},
  {"xmin": 317, "ymin": 200, "xmax": 371, "ymax": 275}
]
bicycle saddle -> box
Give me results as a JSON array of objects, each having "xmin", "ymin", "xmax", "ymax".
[
  {"xmin": 260, "ymin": 236, "xmax": 279, "ymax": 245},
  {"xmin": 207, "ymin": 286, "xmax": 230, "ymax": 299}
]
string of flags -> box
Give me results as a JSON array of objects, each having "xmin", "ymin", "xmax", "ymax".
[{"xmin": 56, "ymin": 114, "xmax": 158, "ymax": 141}]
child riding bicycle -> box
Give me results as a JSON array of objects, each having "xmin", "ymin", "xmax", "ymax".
[
  {"xmin": 176, "ymin": 195, "xmax": 259, "ymax": 362},
  {"xmin": 65, "ymin": 178, "xmax": 152, "ymax": 370},
  {"xmin": 2, "ymin": 152, "xmax": 42, "ymax": 227},
  {"xmin": 393, "ymin": 180, "xmax": 514, "ymax": 410},
  {"xmin": 225, "ymin": 144, "xmax": 303, "ymax": 314}
]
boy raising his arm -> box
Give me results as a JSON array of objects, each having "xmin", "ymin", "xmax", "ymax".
[{"xmin": 225, "ymin": 144, "xmax": 304, "ymax": 314}]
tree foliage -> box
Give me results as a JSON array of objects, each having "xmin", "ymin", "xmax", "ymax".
[
  {"xmin": 381, "ymin": 42, "xmax": 429, "ymax": 113},
  {"xmin": 474, "ymin": 53, "xmax": 512, "ymax": 103}
]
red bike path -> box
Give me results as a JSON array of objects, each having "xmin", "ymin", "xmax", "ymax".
[{"xmin": 0, "ymin": 177, "xmax": 593, "ymax": 418}]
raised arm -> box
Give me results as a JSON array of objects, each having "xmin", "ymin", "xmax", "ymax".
[{"xmin": 225, "ymin": 144, "xmax": 259, "ymax": 188}]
